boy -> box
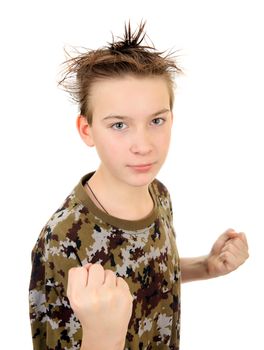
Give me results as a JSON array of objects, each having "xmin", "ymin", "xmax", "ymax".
[{"xmin": 29, "ymin": 21, "xmax": 249, "ymax": 350}]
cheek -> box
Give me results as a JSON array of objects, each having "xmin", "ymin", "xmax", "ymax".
[
  {"xmin": 95, "ymin": 135, "xmax": 125, "ymax": 161},
  {"xmin": 156, "ymin": 129, "xmax": 171, "ymax": 150}
]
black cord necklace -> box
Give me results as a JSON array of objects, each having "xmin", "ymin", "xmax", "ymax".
[{"xmin": 85, "ymin": 181, "xmax": 109, "ymax": 214}]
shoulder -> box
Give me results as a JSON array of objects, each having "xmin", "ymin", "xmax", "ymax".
[
  {"xmin": 31, "ymin": 174, "xmax": 92, "ymax": 259},
  {"xmin": 151, "ymin": 177, "xmax": 174, "ymax": 223},
  {"xmin": 39, "ymin": 190, "xmax": 83, "ymax": 241},
  {"xmin": 151, "ymin": 177, "xmax": 171, "ymax": 202}
]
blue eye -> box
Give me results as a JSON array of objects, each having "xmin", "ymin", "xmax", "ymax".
[
  {"xmin": 111, "ymin": 122, "xmax": 127, "ymax": 130},
  {"xmin": 152, "ymin": 118, "xmax": 165, "ymax": 125}
]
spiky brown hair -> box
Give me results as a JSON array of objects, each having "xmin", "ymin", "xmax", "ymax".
[{"xmin": 58, "ymin": 20, "xmax": 183, "ymax": 124}]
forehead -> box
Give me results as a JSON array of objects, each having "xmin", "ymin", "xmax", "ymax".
[{"xmin": 89, "ymin": 75, "xmax": 171, "ymax": 118}]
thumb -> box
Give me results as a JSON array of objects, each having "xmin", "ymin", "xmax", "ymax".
[
  {"xmin": 225, "ymin": 228, "xmax": 240, "ymax": 240},
  {"xmin": 211, "ymin": 228, "xmax": 239, "ymax": 252}
]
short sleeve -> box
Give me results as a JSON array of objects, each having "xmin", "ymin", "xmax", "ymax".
[
  {"xmin": 29, "ymin": 240, "xmax": 49, "ymax": 350},
  {"xmin": 29, "ymin": 231, "xmax": 82, "ymax": 350}
]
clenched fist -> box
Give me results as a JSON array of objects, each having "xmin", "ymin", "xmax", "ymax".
[
  {"xmin": 67, "ymin": 263, "xmax": 133, "ymax": 350},
  {"xmin": 207, "ymin": 228, "xmax": 249, "ymax": 277}
]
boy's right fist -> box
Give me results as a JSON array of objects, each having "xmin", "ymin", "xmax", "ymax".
[{"xmin": 67, "ymin": 263, "xmax": 133, "ymax": 349}]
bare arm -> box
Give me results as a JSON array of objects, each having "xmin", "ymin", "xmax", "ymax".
[
  {"xmin": 180, "ymin": 256, "xmax": 209, "ymax": 283},
  {"xmin": 180, "ymin": 228, "xmax": 249, "ymax": 283}
]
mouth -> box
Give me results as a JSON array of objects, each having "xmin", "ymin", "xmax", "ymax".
[
  {"xmin": 129, "ymin": 163, "xmax": 153, "ymax": 167},
  {"xmin": 127, "ymin": 162, "xmax": 155, "ymax": 172}
]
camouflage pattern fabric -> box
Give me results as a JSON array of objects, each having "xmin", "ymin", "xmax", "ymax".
[{"xmin": 29, "ymin": 172, "xmax": 181, "ymax": 349}]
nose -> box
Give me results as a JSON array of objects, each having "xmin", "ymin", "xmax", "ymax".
[{"xmin": 129, "ymin": 128, "xmax": 153, "ymax": 155}]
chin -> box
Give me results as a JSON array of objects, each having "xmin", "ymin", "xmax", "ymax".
[{"xmin": 125, "ymin": 172, "xmax": 158, "ymax": 188}]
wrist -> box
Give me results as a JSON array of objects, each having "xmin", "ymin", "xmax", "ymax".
[
  {"xmin": 194, "ymin": 255, "xmax": 210, "ymax": 279},
  {"xmin": 180, "ymin": 256, "xmax": 210, "ymax": 283},
  {"xmin": 81, "ymin": 331, "xmax": 126, "ymax": 350}
]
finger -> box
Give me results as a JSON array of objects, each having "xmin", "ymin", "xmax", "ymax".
[
  {"xmin": 238, "ymin": 232, "xmax": 249, "ymax": 248},
  {"xmin": 83, "ymin": 263, "xmax": 93, "ymax": 285},
  {"xmin": 225, "ymin": 228, "xmax": 240, "ymax": 239},
  {"xmin": 117, "ymin": 276, "xmax": 131, "ymax": 291},
  {"xmin": 223, "ymin": 236, "xmax": 248, "ymax": 253},
  {"xmin": 219, "ymin": 250, "xmax": 242, "ymax": 271},
  {"xmin": 103, "ymin": 269, "xmax": 117, "ymax": 288},
  {"xmin": 67, "ymin": 266, "xmax": 88, "ymax": 295},
  {"xmin": 87, "ymin": 263, "xmax": 105, "ymax": 289},
  {"xmin": 222, "ymin": 239, "xmax": 249, "ymax": 261},
  {"xmin": 212, "ymin": 229, "xmax": 239, "ymax": 252},
  {"xmin": 221, "ymin": 241, "xmax": 246, "ymax": 259},
  {"xmin": 83, "ymin": 263, "xmax": 93, "ymax": 270},
  {"xmin": 222, "ymin": 237, "xmax": 243, "ymax": 251}
]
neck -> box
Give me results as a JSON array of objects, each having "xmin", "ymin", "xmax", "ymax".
[{"xmin": 87, "ymin": 165, "xmax": 154, "ymax": 219}]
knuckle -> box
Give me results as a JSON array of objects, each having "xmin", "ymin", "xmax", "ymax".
[
  {"xmin": 105, "ymin": 269, "xmax": 116, "ymax": 277},
  {"xmin": 92, "ymin": 263, "xmax": 103, "ymax": 270},
  {"xmin": 68, "ymin": 267, "xmax": 76, "ymax": 275},
  {"xmin": 68, "ymin": 266, "xmax": 82, "ymax": 275},
  {"xmin": 117, "ymin": 276, "xmax": 128, "ymax": 285}
]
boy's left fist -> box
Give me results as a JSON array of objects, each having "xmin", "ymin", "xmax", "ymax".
[{"xmin": 207, "ymin": 228, "xmax": 249, "ymax": 277}]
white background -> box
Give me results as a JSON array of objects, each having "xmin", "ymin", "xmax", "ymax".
[{"xmin": 0, "ymin": 0, "xmax": 263, "ymax": 349}]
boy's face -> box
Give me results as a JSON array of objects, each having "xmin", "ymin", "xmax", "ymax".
[{"xmin": 78, "ymin": 75, "xmax": 173, "ymax": 188}]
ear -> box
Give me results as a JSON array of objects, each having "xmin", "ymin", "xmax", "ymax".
[{"xmin": 76, "ymin": 115, "xmax": 95, "ymax": 147}]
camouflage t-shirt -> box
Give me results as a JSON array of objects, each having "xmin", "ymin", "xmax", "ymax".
[{"xmin": 29, "ymin": 172, "xmax": 181, "ymax": 350}]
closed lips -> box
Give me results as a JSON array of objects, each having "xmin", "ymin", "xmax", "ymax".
[{"xmin": 129, "ymin": 163, "xmax": 153, "ymax": 167}]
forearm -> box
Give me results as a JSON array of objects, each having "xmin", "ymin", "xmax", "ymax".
[{"xmin": 180, "ymin": 256, "xmax": 210, "ymax": 283}]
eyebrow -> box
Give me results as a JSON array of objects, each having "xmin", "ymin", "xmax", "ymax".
[{"xmin": 102, "ymin": 108, "xmax": 170, "ymax": 121}]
